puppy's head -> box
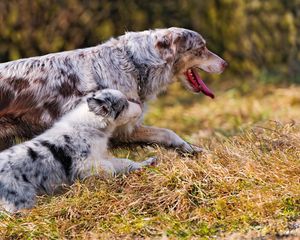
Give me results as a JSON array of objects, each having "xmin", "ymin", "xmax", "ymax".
[
  {"xmin": 153, "ymin": 27, "xmax": 228, "ymax": 98},
  {"xmin": 87, "ymin": 89, "xmax": 142, "ymax": 126}
]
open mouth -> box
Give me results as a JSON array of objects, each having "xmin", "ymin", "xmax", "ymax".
[{"xmin": 184, "ymin": 68, "xmax": 215, "ymax": 99}]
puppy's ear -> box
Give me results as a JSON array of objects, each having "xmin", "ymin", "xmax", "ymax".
[
  {"xmin": 155, "ymin": 33, "xmax": 175, "ymax": 62},
  {"xmin": 87, "ymin": 97, "xmax": 110, "ymax": 117}
]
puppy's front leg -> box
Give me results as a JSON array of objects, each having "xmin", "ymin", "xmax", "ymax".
[
  {"xmin": 79, "ymin": 157, "xmax": 157, "ymax": 178},
  {"xmin": 109, "ymin": 157, "xmax": 157, "ymax": 175},
  {"xmin": 128, "ymin": 125, "xmax": 203, "ymax": 154}
]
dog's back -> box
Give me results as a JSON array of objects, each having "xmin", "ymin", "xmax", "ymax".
[{"xmin": 0, "ymin": 48, "xmax": 100, "ymax": 149}]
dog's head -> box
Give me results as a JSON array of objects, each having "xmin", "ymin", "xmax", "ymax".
[
  {"xmin": 153, "ymin": 27, "xmax": 228, "ymax": 98},
  {"xmin": 87, "ymin": 89, "xmax": 142, "ymax": 126}
]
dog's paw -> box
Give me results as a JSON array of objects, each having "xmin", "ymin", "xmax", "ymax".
[
  {"xmin": 189, "ymin": 144, "xmax": 207, "ymax": 154},
  {"xmin": 177, "ymin": 142, "xmax": 206, "ymax": 155}
]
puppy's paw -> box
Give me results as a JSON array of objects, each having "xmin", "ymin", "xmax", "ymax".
[{"xmin": 143, "ymin": 157, "xmax": 158, "ymax": 166}]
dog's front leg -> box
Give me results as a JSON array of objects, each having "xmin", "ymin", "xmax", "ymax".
[{"xmin": 127, "ymin": 125, "xmax": 203, "ymax": 154}]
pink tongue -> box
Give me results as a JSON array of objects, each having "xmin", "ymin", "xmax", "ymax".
[{"xmin": 192, "ymin": 69, "xmax": 215, "ymax": 99}]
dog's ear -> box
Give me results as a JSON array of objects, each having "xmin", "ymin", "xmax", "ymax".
[
  {"xmin": 173, "ymin": 30, "xmax": 204, "ymax": 53},
  {"xmin": 156, "ymin": 35, "xmax": 172, "ymax": 49},
  {"xmin": 155, "ymin": 33, "xmax": 175, "ymax": 62},
  {"xmin": 87, "ymin": 97, "xmax": 110, "ymax": 117},
  {"xmin": 173, "ymin": 33, "xmax": 188, "ymax": 53}
]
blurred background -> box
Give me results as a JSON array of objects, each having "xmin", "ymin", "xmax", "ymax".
[{"xmin": 0, "ymin": 0, "xmax": 299, "ymax": 83}]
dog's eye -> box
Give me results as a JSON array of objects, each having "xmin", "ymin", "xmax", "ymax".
[{"xmin": 193, "ymin": 46, "xmax": 206, "ymax": 57}]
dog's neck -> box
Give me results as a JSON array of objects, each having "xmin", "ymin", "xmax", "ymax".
[
  {"xmin": 91, "ymin": 39, "xmax": 174, "ymax": 103},
  {"xmin": 123, "ymin": 46, "xmax": 174, "ymax": 102}
]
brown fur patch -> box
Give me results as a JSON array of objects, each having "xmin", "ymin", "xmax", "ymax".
[
  {"xmin": 0, "ymin": 92, "xmax": 41, "ymax": 118},
  {"xmin": 6, "ymin": 77, "xmax": 30, "ymax": 92},
  {"xmin": 0, "ymin": 91, "xmax": 46, "ymax": 140},
  {"xmin": 0, "ymin": 113, "xmax": 46, "ymax": 139},
  {"xmin": 0, "ymin": 87, "xmax": 15, "ymax": 111},
  {"xmin": 59, "ymin": 74, "xmax": 82, "ymax": 97}
]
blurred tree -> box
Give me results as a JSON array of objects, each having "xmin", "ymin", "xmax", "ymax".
[{"xmin": 0, "ymin": 0, "xmax": 299, "ymax": 79}]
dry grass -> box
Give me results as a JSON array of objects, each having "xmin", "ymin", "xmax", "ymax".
[{"xmin": 1, "ymin": 81, "xmax": 300, "ymax": 239}]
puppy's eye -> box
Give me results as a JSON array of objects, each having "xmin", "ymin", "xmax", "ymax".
[{"xmin": 114, "ymin": 103, "xmax": 126, "ymax": 120}]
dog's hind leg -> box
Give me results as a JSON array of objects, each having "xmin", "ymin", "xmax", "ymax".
[
  {"xmin": 0, "ymin": 138, "xmax": 14, "ymax": 151},
  {"xmin": 124, "ymin": 125, "xmax": 204, "ymax": 154},
  {"xmin": 0, "ymin": 118, "xmax": 19, "ymax": 150},
  {"xmin": 0, "ymin": 116, "xmax": 47, "ymax": 150}
]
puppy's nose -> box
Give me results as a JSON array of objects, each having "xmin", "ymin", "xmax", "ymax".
[{"xmin": 222, "ymin": 61, "xmax": 228, "ymax": 69}]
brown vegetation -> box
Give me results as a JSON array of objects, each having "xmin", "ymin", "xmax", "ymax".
[{"xmin": 1, "ymin": 83, "xmax": 299, "ymax": 239}]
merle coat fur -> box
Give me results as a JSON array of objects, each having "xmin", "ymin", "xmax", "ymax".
[
  {"xmin": 0, "ymin": 89, "xmax": 156, "ymax": 212},
  {"xmin": 0, "ymin": 27, "xmax": 227, "ymax": 152}
]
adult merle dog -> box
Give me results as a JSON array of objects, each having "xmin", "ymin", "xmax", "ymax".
[{"xmin": 0, "ymin": 27, "xmax": 227, "ymax": 152}]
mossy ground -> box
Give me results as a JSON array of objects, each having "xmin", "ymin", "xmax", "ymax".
[{"xmin": 1, "ymin": 81, "xmax": 300, "ymax": 239}]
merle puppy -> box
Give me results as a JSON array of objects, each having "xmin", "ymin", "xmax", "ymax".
[
  {"xmin": 0, "ymin": 27, "xmax": 227, "ymax": 152},
  {"xmin": 0, "ymin": 89, "xmax": 156, "ymax": 213}
]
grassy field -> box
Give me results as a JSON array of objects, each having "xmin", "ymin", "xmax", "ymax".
[{"xmin": 1, "ymin": 81, "xmax": 300, "ymax": 239}]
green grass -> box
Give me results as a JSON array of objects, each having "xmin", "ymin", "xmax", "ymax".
[{"xmin": 1, "ymin": 81, "xmax": 300, "ymax": 239}]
